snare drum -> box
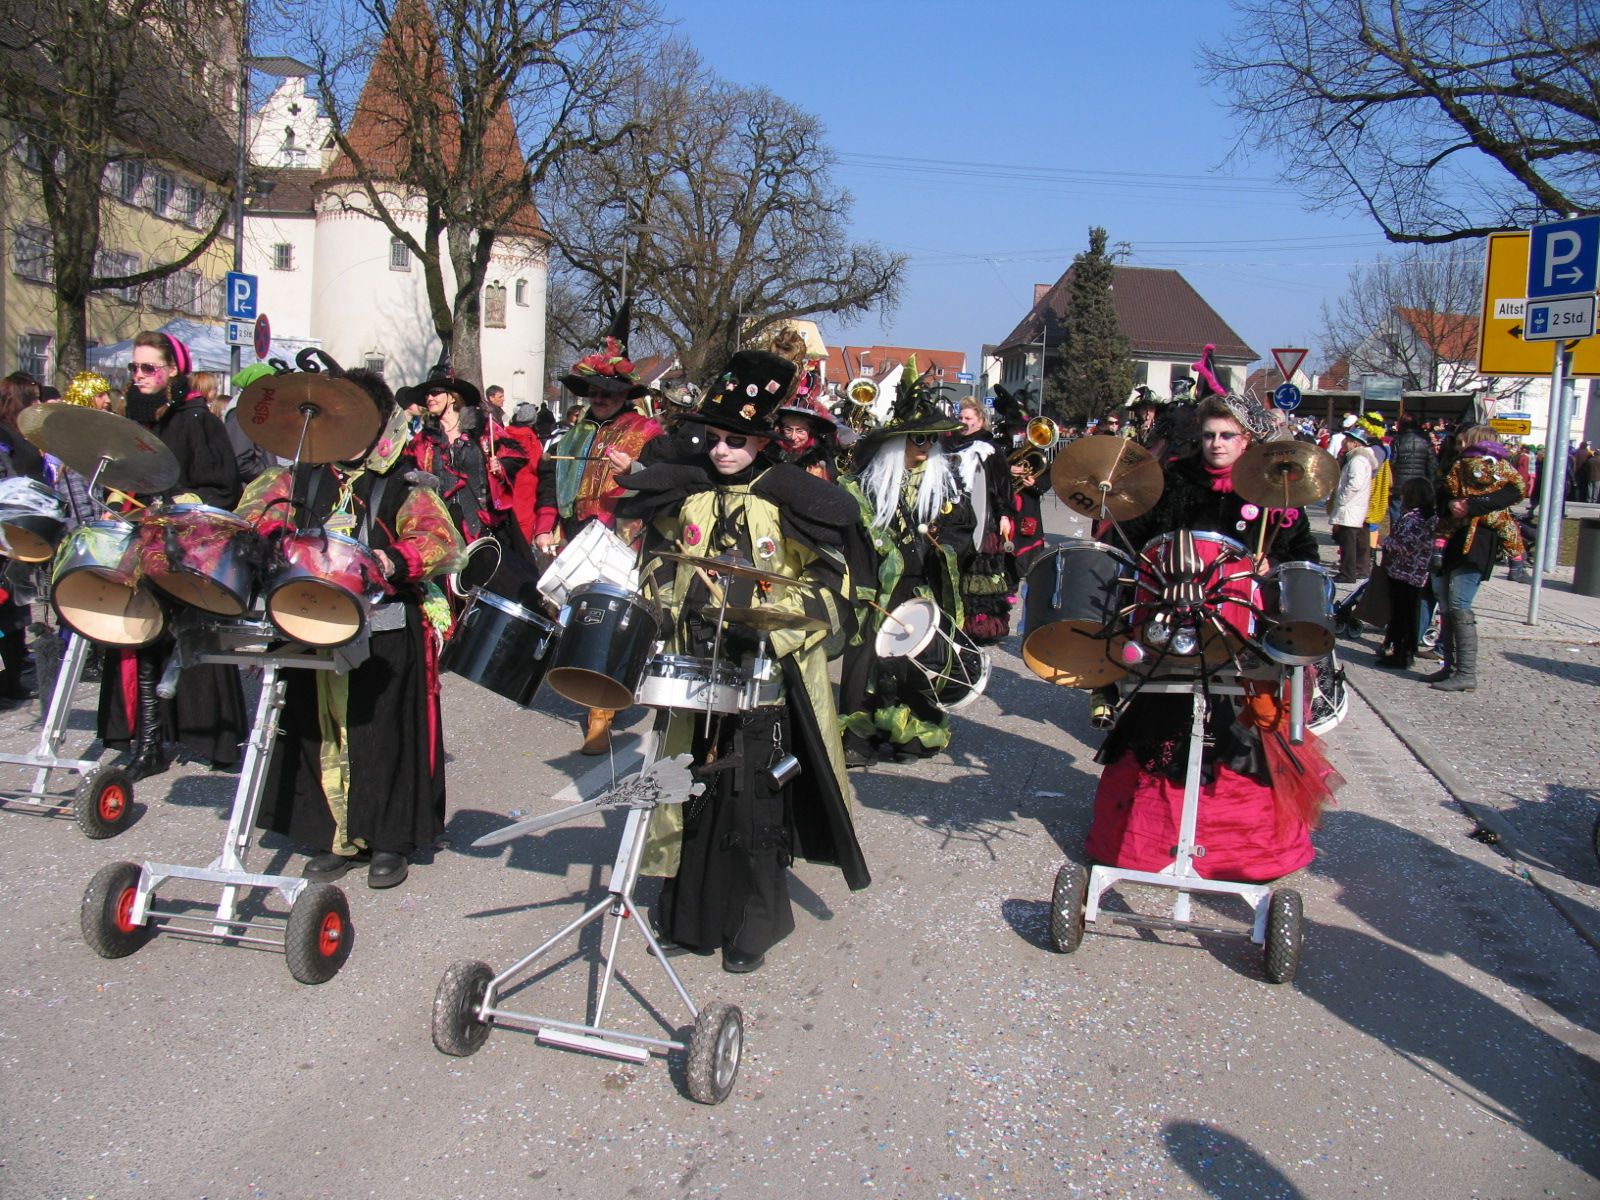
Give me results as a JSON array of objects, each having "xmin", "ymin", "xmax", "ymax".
[
  {"xmin": 877, "ymin": 597, "xmax": 991, "ymax": 712},
  {"xmin": 1019, "ymin": 541, "xmax": 1133, "ymax": 689},
  {"xmin": 0, "ymin": 477, "xmax": 69, "ymax": 562},
  {"xmin": 1262, "ymin": 560, "xmax": 1335, "ymax": 665},
  {"xmin": 1131, "ymin": 530, "xmax": 1262, "ymax": 666},
  {"xmin": 51, "ymin": 520, "xmax": 165, "ymax": 646},
  {"xmin": 441, "ymin": 588, "xmax": 560, "ymax": 706},
  {"xmin": 635, "ymin": 654, "xmax": 754, "ymax": 715},
  {"xmin": 544, "ymin": 583, "xmax": 660, "ymax": 710},
  {"xmin": 265, "ymin": 529, "xmax": 387, "ymax": 646},
  {"xmin": 137, "ymin": 504, "xmax": 258, "ymax": 615}
]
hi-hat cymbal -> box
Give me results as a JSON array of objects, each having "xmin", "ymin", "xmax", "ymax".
[
  {"xmin": 1231, "ymin": 440, "xmax": 1339, "ymax": 508},
  {"xmin": 700, "ymin": 604, "xmax": 829, "ymax": 632},
  {"xmin": 19, "ymin": 403, "xmax": 179, "ymax": 494},
  {"xmin": 1049, "ymin": 434, "xmax": 1165, "ymax": 522},
  {"xmin": 655, "ymin": 551, "xmax": 814, "ymax": 590},
  {"xmin": 235, "ymin": 373, "xmax": 381, "ymax": 464}
]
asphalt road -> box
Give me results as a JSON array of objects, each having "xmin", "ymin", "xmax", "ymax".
[{"xmin": 2, "ymin": 498, "xmax": 1598, "ymax": 1200}]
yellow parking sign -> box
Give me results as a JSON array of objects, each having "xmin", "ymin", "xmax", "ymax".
[{"xmin": 1478, "ymin": 231, "xmax": 1600, "ymax": 377}]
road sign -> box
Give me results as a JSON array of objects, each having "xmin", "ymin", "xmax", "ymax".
[
  {"xmin": 1491, "ymin": 417, "xmax": 1532, "ymax": 436},
  {"xmin": 1477, "ymin": 232, "xmax": 1600, "ymax": 377},
  {"xmin": 1496, "ymin": 410, "xmax": 1532, "ymax": 421},
  {"xmin": 956, "ymin": 371, "xmax": 974, "ymax": 383},
  {"xmin": 225, "ymin": 319, "xmax": 254, "ymax": 347},
  {"xmin": 1524, "ymin": 294, "xmax": 1597, "ymax": 341},
  {"xmin": 1361, "ymin": 375, "xmax": 1402, "ymax": 405},
  {"xmin": 1527, "ymin": 215, "xmax": 1600, "ymax": 301},
  {"xmin": 253, "ymin": 313, "xmax": 271, "ymax": 360},
  {"xmin": 1273, "ymin": 382, "xmax": 1302, "ymax": 411},
  {"xmin": 225, "ymin": 271, "xmax": 258, "ymax": 320},
  {"xmin": 1271, "ymin": 347, "xmax": 1307, "ymax": 382}
]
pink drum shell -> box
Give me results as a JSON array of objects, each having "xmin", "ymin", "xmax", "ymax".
[{"xmin": 265, "ymin": 530, "xmax": 386, "ymax": 647}]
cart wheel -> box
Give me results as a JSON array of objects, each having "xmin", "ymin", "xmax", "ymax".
[
  {"xmin": 686, "ymin": 1001, "xmax": 743, "ymax": 1105},
  {"xmin": 81, "ymin": 861, "xmax": 152, "ymax": 959},
  {"xmin": 432, "ymin": 959, "xmax": 495, "ymax": 1057},
  {"xmin": 1592, "ymin": 811, "xmax": 1600, "ymax": 866},
  {"xmin": 73, "ymin": 765, "xmax": 134, "ymax": 840},
  {"xmin": 1049, "ymin": 862, "xmax": 1088, "ymax": 953},
  {"xmin": 285, "ymin": 883, "xmax": 352, "ymax": 984},
  {"xmin": 1263, "ymin": 888, "xmax": 1304, "ymax": 984}
]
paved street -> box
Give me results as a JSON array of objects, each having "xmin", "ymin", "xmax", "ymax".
[{"xmin": 1, "ymin": 493, "xmax": 1598, "ymax": 1199}]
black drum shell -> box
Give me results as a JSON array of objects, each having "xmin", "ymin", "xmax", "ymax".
[
  {"xmin": 1020, "ymin": 542, "xmax": 1131, "ymax": 689},
  {"xmin": 441, "ymin": 588, "xmax": 560, "ymax": 706},
  {"xmin": 544, "ymin": 583, "xmax": 660, "ymax": 711}
]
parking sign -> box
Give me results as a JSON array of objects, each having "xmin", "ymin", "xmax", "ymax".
[{"xmin": 225, "ymin": 271, "xmax": 258, "ymax": 320}]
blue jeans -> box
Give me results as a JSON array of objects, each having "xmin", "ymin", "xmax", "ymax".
[{"xmin": 1432, "ymin": 567, "xmax": 1482, "ymax": 614}]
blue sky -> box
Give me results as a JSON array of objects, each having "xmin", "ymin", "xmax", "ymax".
[{"xmin": 668, "ymin": 0, "xmax": 1397, "ymax": 372}]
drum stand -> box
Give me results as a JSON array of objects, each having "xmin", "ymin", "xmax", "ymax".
[
  {"xmin": 0, "ymin": 631, "xmax": 136, "ymax": 837},
  {"xmin": 1049, "ymin": 670, "xmax": 1307, "ymax": 985},
  {"xmin": 432, "ymin": 713, "xmax": 746, "ymax": 1105},
  {"xmin": 79, "ymin": 618, "xmax": 370, "ymax": 984}
]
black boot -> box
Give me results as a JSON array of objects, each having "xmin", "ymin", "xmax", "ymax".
[
  {"xmin": 126, "ymin": 654, "xmax": 169, "ymax": 782},
  {"xmin": 1432, "ymin": 611, "xmax": 1478, "ymax": 691}
]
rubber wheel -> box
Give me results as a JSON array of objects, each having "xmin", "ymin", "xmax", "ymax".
[
  {"xmin": 1592, "ymin": 812, "xmax": 1600, "ymax": 866},
  {"xmin": 1049, "ymin": 862, "xmax": 1088, "ymax": 953},
  {"xmin": 284, "ymin": 883, "xmax": 352, "ymax": 984},
  {"xmin": 432, "ymin": 959, "xmax": 494, "ymax": 1057},
  {"xmin": 686, "ymin": 1001, "xmax": 743, "ymax": 1105},
  {"xmin": 1263, "ymin": 888, "xmax": 1304, "ymax": 984},
  {"xmin": 73, "ymin": 765, "xmax": 134, "ymax": 840},
  {"xmin": 81, "ymin": 861, "xmax": 153, "ymax": 959}
]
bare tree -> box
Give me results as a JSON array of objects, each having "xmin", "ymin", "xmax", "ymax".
[
  {"xmin": 0, "ymin": 2, "xmax": 238, "ymax": 381},
  {"xmin": 297, "ymin": 0, "xmax": 658, "ymax": 384},
  {"xmin": 1202, "ymin": 0, "xmax": 1600, "ymax": 244},
  {"xmin": 1319, "ymin": 240, "xmax": 1529, "ymax": 401},
  {"xmin": 544, "ymin": 42, "xmax": 905, "ymax": 383}
]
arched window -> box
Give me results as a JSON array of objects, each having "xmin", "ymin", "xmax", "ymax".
[{"xmin": 514, "ymin": 278, "xmax": 528, "ymax": 306}]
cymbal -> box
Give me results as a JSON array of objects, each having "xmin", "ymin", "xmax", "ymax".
[
  {"xmin": 19, "ymin": 403, "xmax": 179, "ymax": 494},
  {"xmin": 700, "ymin": 604, "xmax": 829, "ymax": 633},
  {"xmin": 235, "ymin": 373, "xmax": 381, "ymax": 464},
  {"xmin": 1049, "ymin": 434, "xmax": 1164, "ymax": 522},
  {"xmin": 1231, "ymin": 440, "xmax": 1339, "ymax": 508},
  {"xmin": 655, "ymin": 551, "xmax": 814, "ymax": 590}
]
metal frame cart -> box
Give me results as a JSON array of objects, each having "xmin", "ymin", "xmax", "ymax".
[
  {"xmin": 0, "ymin": 631, "xmax": 134, "ymax": 838},
  {"xmin": 431, "ymin": 719, "xmax": 746, "ymax": 1105},
  {"xmin": 79, "ymin": 617, "xmax": 368, "ymax": 984}
]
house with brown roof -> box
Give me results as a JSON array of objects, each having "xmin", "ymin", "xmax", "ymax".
[{"xmin": 988, "ymin": 266, "xmax": 1256, "ymax": 405}]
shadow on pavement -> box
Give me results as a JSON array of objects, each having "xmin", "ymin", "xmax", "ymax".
[
  {"xmin": 1162, "ymin": 1120, "xmax": 1306, "ymax": 1199},
  {"xmin": 1502, "ymin": 649, "xmax": 1600, "ymax": 686}
]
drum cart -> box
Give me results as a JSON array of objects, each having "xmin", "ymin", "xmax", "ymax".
[
  {"xmin": 80, "ymin": 616, "xmax": 368, "ymax": 984},
  {"xmin": 1048, "ymin": 670, "xmax": 1307, "ymax": 984},
  {"xmin": 0, "ymin": 629, "xmax": 136, "ymax": 838},
  {"xmin": 431, "ymin": 723, "xmax": 745, "ymax": 1105}
]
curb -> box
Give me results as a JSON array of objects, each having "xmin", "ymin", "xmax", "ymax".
[{"xmin": 1345, "ymin": 667, "xmax": 1600, "ymax": 957}]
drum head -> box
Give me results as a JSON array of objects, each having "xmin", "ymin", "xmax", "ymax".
[
  {"xmin": 545, "ymin": 666, "xmax": 635, "ymax": 712},
  {"xmin": 54, "ymin": 575, "xmax": 164, "ymax": 646},
  {"xmin": 1021, "ymin": 621, "xmax": 1126, "ymax": 689},
  {"xmin": 268, "ymin": 580, "xmax": 366, "ymax": 646},
  {"xmin": 0, "ymin": 517, "xmax": 60, "ymax": 562},
  {"xmin": 875, "ymin": 597, "xmax": 938, "ymax": 659},
  {"xmin": 149, "ymin": 571, "xmax": 247, "ymax": 616}
]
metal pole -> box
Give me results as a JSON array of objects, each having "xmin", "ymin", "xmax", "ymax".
[
  {"xmin": 1545, "ymin": 344, "xmax": 1578, "ymax": 564},
  {"xmin": 230, "ymin": 4, "xmax": 250, "ymax": 382},
  {"xmin": 1526, "ymin": 342, "xmax": 1572, "ymax": 625}
]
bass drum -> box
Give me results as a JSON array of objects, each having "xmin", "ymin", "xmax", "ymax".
[
  {"xmin": 1131, "ymin": 530, "xmax": 1261, "ymax": 667},
  {"xmin": 1020, "ymin": 541, "xmax": 1132, "ymax": 689},
  {"xmin": 441, "ymin": 588, "xmax": 560, "ymax": 707},
  {"xmin": 878, "ymin": 597, "xmax": 991, "ymax": 712},
  {"xmin": 51, "ymin": 520, "xmax": 165, "ymax": 646},
  {"xmin": 544, "ymin": 583, "xmax": 660, "ymax": 711}
]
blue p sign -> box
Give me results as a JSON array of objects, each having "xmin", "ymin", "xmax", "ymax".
[{"xmin": 225, "ymin": 271, "xmax": 258, "ymax": 320}]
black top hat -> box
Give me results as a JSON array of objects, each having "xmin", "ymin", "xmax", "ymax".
[{"xmin": 697, "ymin": 350, "xmax": 796, "ymax": 438}]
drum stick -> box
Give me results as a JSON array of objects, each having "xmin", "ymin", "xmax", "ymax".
[
  {"xmin": 867, "ymin": 600, "xmax": 911, "ymax": 630},
  {"xmin": 547, "ymin": 454, "xmax": 611, "ymax": 462}
]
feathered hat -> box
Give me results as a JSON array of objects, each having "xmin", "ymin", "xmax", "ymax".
[
  {"xmin": 561, "ymin": 299, "xmax": 647, "ymax": 400},
  {"xmin": 1194, "ymin": 343, "xmax": 1281, "ymax": 442},
  {"xmin": 861, "ymin": 356, "xmax": 962, "ymax": 448}
]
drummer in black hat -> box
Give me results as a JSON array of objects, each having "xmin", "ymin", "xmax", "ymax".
[
  {"xmin": 836, "ymin": 359, "xmax": 976, "ymax": 766},
  {"xmin": 618, "ymin": 349, "xmax": 869, "ymax": 975}
]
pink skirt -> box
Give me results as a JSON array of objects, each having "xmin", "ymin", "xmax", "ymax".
[{"xmin": 1084, "ymin": 753, "xmax": 1314, "ymax": 883}]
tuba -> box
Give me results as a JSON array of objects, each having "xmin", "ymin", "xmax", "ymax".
[{"xmin": 839, "ymin": 376, "xmax": 881, "ymax": 439}]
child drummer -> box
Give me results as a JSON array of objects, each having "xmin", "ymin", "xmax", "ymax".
[{"xmin": 618, "ymin": 350, "xmax": 870, "ymax": 974}]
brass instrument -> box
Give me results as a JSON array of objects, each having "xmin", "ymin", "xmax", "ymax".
[
  {"xmin": 1009, "ymin": 415, "xmax": 1060, "ymax": 462},
  {"xmin": 837, "ymin": 376, "xmax": 881, "ymax": 440}
]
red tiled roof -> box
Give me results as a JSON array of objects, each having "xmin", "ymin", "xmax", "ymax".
[
  {"xmin": 1316, "ymin": 358, "xmax": 1350, "ymax": 390},
  {"xmin": 996, "ymin": 265, "xmax": 1255, "ymax": 363},
  {"xmin": 842, "ymin": 345, "xmax": 966, "ymax": 380},
  {"xmin": 1396, "ymin": 308, "xmax": 1477, "ymax": 362},
  {"xmin": 320, "ymin": 0, "xmax": 544, "ymax": 240}
]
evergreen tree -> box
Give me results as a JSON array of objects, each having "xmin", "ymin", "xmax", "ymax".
[{"xmin": 1049, "ymin": 227, "xmax": 1135, "ymax": 425}]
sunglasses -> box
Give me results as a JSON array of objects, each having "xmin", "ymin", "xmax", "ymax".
[
  {"xmin": 708, "ymin": 432, "xmax": 750, "ymax": 450},
  {"xmin": 127, "ymin": 362, "xmax": 167, "ymax": 376},
  {"xmin": 908, "ymin": 433, "xmax": 936, "ymax": 447},
  {"xmin": 1201, "ymin": 430, "xmax": 1242, "ymax": 442}
]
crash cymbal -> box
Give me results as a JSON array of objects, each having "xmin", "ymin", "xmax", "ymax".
[
  {"xmin": 235, "ymin": 373, "xmax": 381, "ymax": 464},
  {"xmin": 655, "ymin": 551, "xmax": 814, "ymax": 590},
  {"xmin": 18, "ymin": 403, "xmax": 179, "ymax": 494},
  {"xmin": 1049, "ymin": 434, "xmax": 1165, "ymax": 522},
  {"xmin": 1231, "ymin": 440, "xmax": 1338, "ymax": 508},
  {"xmin": 700, "ymin": 604, "xmax": 830, "ymax": 633}
]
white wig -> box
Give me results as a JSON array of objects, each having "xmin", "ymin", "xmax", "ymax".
[{"xmin": 858, "ymin": 435, "xmax": 962, "ymax": 531}]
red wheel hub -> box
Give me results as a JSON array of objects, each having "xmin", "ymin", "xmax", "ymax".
[
  {"xmin": 318, "ymin": 911, "xmax": 343, "ymax": 957},
  {"xmin": 98, "ymin": 784, "xmax": 128, "ymax": 823},
  {"xmin": 114, "ymin": 886, "xmax": 139, "ymax": 934}
]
